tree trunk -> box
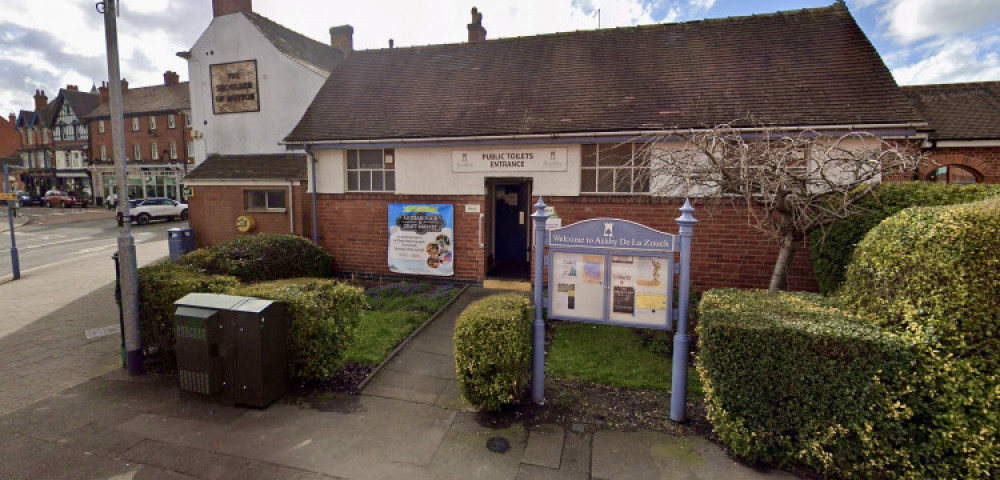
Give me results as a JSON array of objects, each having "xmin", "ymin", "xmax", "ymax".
[{"xmin": 769, "ymin": 235, "xmax": 799, "ymax": 292}]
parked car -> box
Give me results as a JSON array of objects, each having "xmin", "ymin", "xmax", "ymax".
[
  {"xmin": 117, "ymin": 197, "xmax": 188, "ymax": 225},
  {"xmin": 43, "ymin": 190, "xmax": 88, "ymax": 208},
  {"xmin": 16, "ymin": 191, "xmax": 44, "ymax": 207}
]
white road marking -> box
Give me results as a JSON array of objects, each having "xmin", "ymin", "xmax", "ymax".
[{"xmin": 85, "ymin": 324, "xmax": 121, "ymax": 340}]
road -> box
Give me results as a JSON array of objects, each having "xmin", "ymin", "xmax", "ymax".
[{"xmin": 0, "ymin": 206, "xmax": 184, "ymax": 276}]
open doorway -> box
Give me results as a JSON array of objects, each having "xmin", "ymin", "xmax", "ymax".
[{"xmin": 486, "ymin": 178, "xmax": 532, "ymax": 280}]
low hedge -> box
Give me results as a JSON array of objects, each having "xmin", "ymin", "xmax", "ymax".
[
  {"xmin": 135, "ymin": 261, "xmax": 240, "ymax": 369},
  {"xmin": 809, "ymin": 183, "xmax": 1000, "ymax": 294},
  {"xmin": 841, "ymin": 197, "xmax": 1000, "ymax": 358},
  {"xmin": 180, "ymin": 234, "xmax": 333, "ymax": 283},
  {"xmin": 454, "ymin": 293, "xmax": 533, "ymax": 411},
  {"xmin": 230, "ymin": 278, "xmax": 367, "ymax": 382},
  {"xmin": 698, "ymin": 289, "xmax": 920, "ymax": 477}
]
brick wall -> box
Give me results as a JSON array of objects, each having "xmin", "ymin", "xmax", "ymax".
[
  {"xmin": 88, "ymin": 113, "xmax": 192, "ymax": 165},
  {"xmin": 920, "ymin": 147, "xmax": 1000, "ymax": 184},
  {"xmin": 188, "ymin": 184, "xmax": 311, "ymax": 247}
]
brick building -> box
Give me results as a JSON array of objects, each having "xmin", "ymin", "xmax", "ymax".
[
  {"xmin": 85, "ymin": 72, "xmax": 193, "ymax": 203},
  {"xmin": 902, "ymin": 81, "xmax": 1000, "ymax": 184}
]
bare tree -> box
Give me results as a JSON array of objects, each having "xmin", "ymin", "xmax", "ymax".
[{"xmin": 636, "ymin": 122, "xmax": 925, "ymax": 291}]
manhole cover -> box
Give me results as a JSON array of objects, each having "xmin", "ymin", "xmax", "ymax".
[{"xmin": 486, "ymin": 437, "xmax": 510, "ymax": 453}]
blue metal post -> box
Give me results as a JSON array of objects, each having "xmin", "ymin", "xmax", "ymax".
[
  {"xmin": 670, "ymin": 198, "xmax": 697, "ymax": 422},
  {"xmin": 530, "ymin": 197, "xmax": 549, "ymax": 405},
  {"xmin": 3, "ymin": 163, "xmax": 20, "ymax": 280}
]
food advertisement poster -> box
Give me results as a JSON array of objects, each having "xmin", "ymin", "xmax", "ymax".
[
  {"xmin": 388, "ymin": 204, "xmax": 454, "ymax": 276},
  {"xmin": 550, "ymin": 252, "xmax": 605, "ymax": 319},
  {"xmin": 609, "ymin": 255, "xmax": 671, "ymax": 327}
]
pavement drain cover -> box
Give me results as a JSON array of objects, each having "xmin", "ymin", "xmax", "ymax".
[{"xmin": 486, "ymin": 437, "xmax": 510, "ymax": 453}]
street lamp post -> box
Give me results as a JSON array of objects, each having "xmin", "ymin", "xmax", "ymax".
[{"xmin": 3, "ymin": 163, "xmax": 20, "ymax": 280}]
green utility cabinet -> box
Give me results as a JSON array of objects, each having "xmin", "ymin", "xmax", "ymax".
[{"xmin": 174, "ymin": 293, "xmax": 289, "ymax": 408}]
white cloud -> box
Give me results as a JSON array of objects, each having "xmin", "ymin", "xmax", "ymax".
[
  {"xmin": 877, "ymin": 0, "xmax": 1000, "ymax": 45},
  {"xmin": 892, "ymin": 37, "xmax": 1000, "ymax": 84}
]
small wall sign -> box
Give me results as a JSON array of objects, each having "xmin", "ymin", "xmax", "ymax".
[
  {"xmin": 236, "ymin": 215, "xmax": 256, "ymax": 233},
  {"xmin": 452, "ymin": 148, "xmax": 568, "ymax": 173},
  {"xmin": 210, "ymin": 60, "xmax": 260, "ymax": 114}
]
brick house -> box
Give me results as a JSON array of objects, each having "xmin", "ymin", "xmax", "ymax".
[
  {"xmin": 84, "ymin": 73, "xmax": 193, "ymax": 203},
  {"xmin": 902, "ymin": 81, "xmax": 1000, "ymax": 184}
]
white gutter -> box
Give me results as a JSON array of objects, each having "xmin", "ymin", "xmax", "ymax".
[{"xmin": 281, "ymin": 122, "xmax": 929, "ymax": 147}]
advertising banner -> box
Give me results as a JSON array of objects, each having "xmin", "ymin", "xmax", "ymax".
[{"xmin": 388, "ymin": 204, "xmax": 454, "ymax": 276}]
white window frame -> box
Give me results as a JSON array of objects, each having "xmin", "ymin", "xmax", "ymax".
[
  {"xmin": 580, "ymin": 143, "xmax": 651, "ymax": 194},
  {"xmin": 133, "ymin": 143, "xmax": 141, "ymax": 160},
  {"xmin": 186, "ymin": 140, "xmax": 193, "ymax": 158},
  {"xmin": 346, "ymin": 149, "xmax": 396, "ymax": 192},
  {"xmin": 169, "ymin": 141, "xmax": 178, "ymax": 160},
  {"xmin": 151, "ymin": 142, "xmax": 159, "ymax": 160},
  {"xmin": 167, "ymin": 114, "xmax": 176, "ymax": 129},
  {"xmin": 149, "ymin": 115, "xmax": 157, "ymax": 131},
  {"xmin": 244, "ymin": 190, "xmax": 287, "ymax": 212},
  {"xmin": 131, "ymin": 117, "xmax": 139, "ymax": 132},
  {"xmin": 100, "ymin": 145, "xmax": 106, "ymax": 161},
  {"xmin": 98, "ymin": 120, "xmax": 105, "ymax": 134}
]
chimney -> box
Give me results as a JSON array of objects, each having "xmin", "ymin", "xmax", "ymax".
[
  {"xmin": 8, "ymin": 113, "xmax": 15, "ymax": 124},
  {"xmin": 213, "ymin": 0, "xmax": 252, "ymax": 17},
  {"xmin": 330, "ymin": 25, "xmax": 354, "ymax": 56},
  {"xmin": 121, "ymin": 78, "xmax": 129, "ymax": 92},
  {"xmin": 164, "ymin": 70, "xmax": 180, "ymax": 85},
  {"xmin": 33, "ymin": 89, "xmax": 47, "ymax": 111},
  {"xmin": 99, "ymin": 82, "xmax": 109, "ymax": 103},
  {"xmin": 468, "ymin": 7, "xmax": 486, "ymax": 43}
]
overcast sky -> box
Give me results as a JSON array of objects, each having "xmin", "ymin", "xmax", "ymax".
[{"xmin": 1, "ymin": 0, "xmax": 998, "ymax": 115}]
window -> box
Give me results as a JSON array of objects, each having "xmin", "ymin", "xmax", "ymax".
[
  {"xmin": 186, "ymin": 140, "xmax": 194, "ymax": 158},
  {"xmin": 169, "ymin": 141, "xmax": 178, "ymax": 160},
  {"xmin": 149, "ymin": 116, "xmax": 157, "ymax": 131},
  {"xmin": 245, "ymin": 190, "xmax": 286, "ymax": 211},
  {"xmin": 43, "ymin": 129, "xmax": 49, "ymax": 144},
  {"xmin": 580, "ymin": 143, "xmax": 650, "ymax": 194},
  {"xmin": 100, "ymin": 145, "xmax": 106, "ymax": 161},
  {"xmin": 927, "ymin": 165, "xmax": 980, "ymax": 184},
  {"xmin": 346, "ymin": 149, "xmax": 395, "ymax": 192},
  {"xmin": 185, "ymin": 114, "xmax": 191, "ymax": 127},
  {"xmin": 151, "ymin": 142, "xmax": 159, "ymax": 160},
  {"xmin": 167, "ymin": 114, "xmax": 176, "ymax": 129},
  {"xmin": 99, "ymin": 120, "xmax": 105, "ymax": 134},
  {"xmin": 26, "ymin": 127, "xmax": 33, "ymax": 145},
  {"xmin": 133, "ymin": 143, "xmax": 141, "ymax": 160},
  {"xmin": 131, "ymin": 117, "xmax": 139, "ymax": 132},
  {"xmin": 53, "ymin": 124, "xmax": 62, "ymax": 141},
  {"xmin": 78, "ymin": 123, "xmax": 87, "ymax": 140}
]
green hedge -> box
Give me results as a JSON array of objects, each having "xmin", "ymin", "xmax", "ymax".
[
  {"xmin": 231, "ymin": 279, "xmax": 367, "ymax": 382},
  {"xmin": 454, "ymin": 293, "xmax": 533, "ymax": 411},
  {"xmin": 135, "ymin": 262, "xmax": 240, "ymax": 369},
  {"xmin": 697, "ymin": 289, "xmax": 920, "ymax": 477},
  {"xmin": 180, "ymin": 234, "xmax": 333, "ymax": 283},
  {"xmin": 809, "ymin": 183, "xmax": 1000, "ymax": 294}
]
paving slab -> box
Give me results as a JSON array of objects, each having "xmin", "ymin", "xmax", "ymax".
[
  {"xmin": 427, "ymin": 411, "xmax": 527, "ymax": 480},
  {"xmin": 362, "ymin": 368, "xmax": 452, "ymax": 405},
  {"xmin": 433, "ymin": 378, "xmax": 475, "ymax": 412},
  {"xmin": 592, "ymin": 431, "xmax": 799, "ymax": 480},
  {"xmin": 521, "ymin": 424, "xmax": 564, "ymax": 469},
  {"xmin": 408, "ymin": 330, "xmax": 455, "ymax": 356},
  {"xmin": 384, "ymin": 350, "xmax": 456, "ymax": 379},
  {"xmin": 518, "ymin": 431, "xmax": 592, "ymax": 479},
  {"xmin": 121, "ymin": 439, "xmax": 335, "ymax": 480}
]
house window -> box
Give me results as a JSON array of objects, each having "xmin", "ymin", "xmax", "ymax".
[
  {"xmin": 151, "ymin": 142, "xmax": 159, "ymax": 160},
  {"xmin": 149, "ymin": 116, "xmax": 157, "ymax": 131},
  {"xmin": 186, "ymin": 140, "xmax": 193, "ymax": 158},
  {"xmin": 131, "ymin": 117, "xmax": 139, "ymax": 132},
  {"xmin": 99, "ymin": 120, "xmax": 105, "ymax": 134},
  {"xmin": 133, "ymin": 143, "xmax": 141, "ymax": 160},
  {"xmin": 100, "ymin": 145, "xmax": 106, "ymax": 161},
  {"xmin": 169, "ymin": 141, "xmax": 178, "ymax": 160},
  {"xmin": 581, "ymin": 143, "xmax": 650, "ymax": 194},
  {"xmin": 245, "ymin": 190, "xmax": 286, "ymax": 211},
  {"xmin": 927, "ymin": 165, "xmax": 980, "ymax": 184},
  {"xmin": 26, "ymin": 127, "xmax": 33, "ymax": 145},
  {"xmin": 53, "ymin": 124, "xmax": 62, "ymax": 141},
  {"xmin": 78, "ymin": 123, "xmax": 88, "ymax": 140},
  {"xmin": 346, "ymin": 149, "xmax": 395, "ymax": 192},
  {"xmin": 185, "ymin": 114, "xmax": 191, "ymax": 127},
  {"xmin": 167, "ymin": 114, "xmax": 176, "ymax": 129}
]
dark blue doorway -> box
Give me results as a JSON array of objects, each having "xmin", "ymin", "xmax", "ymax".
[{"xmin": 489, "ymin": 181, "xmax": 531, "ymax": 279}]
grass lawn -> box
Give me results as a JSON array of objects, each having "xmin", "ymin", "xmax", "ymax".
[
  {"xmin": 547, "ymin": 322, "xmax": 702, "ymax": 395},
  {"xmin": 343, "ymin": 282, "xmax": 461, "ymax": 365}
]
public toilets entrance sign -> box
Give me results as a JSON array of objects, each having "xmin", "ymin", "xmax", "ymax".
[{"xmin": 530, "ymin": 198, "xmax": 697, "ymax": 422}]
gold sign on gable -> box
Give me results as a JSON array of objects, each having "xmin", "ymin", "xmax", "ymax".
[{"xmin": 210, "ymin": 60, "xmax": 260, "ymax": 114}]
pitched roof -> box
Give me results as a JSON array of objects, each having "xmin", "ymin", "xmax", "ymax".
[
  {"xmin": 85, "ymin": 82, "xmax": 190, "ymax": 119},
  {"xmin": 184, "ymin": 153, "xmax": 307, "ymax": 181},
  {"xmin": 242, "ymin": 11, "xmax": 341, "ymax": 74},
  {"xmin": 61, "ymin": 89, "xmax": 100, "ymax": 120},
  {"xmin": 286, "ymin": 3, "xmax": 921, "ymax": 143},
  {"xmin": 902, "ymin": 81, "xmax": 1000, "ymax": 141}
]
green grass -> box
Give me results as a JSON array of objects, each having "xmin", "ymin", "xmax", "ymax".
[
  {"xmin": 547, "ymin": 322, "xmax": 702, "ymax": 395},
  {"xmin": 343, "ymin": 282, "xmax": 460, "ymax": 365}
]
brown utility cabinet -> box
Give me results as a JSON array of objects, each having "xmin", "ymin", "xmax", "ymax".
[{"xmin": 173, "ymin": 293, "xmax": 289, "ymax": 408}]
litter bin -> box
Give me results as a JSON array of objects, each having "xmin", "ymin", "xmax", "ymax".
[
  {"xmin": 167, "ymin": 227, "xmax": 195, "ymax": 261},
  {"xmin": 173, "ymin": 293, "xmax": 289, "ymax": 408}
]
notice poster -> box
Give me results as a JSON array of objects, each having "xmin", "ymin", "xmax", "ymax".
[
  {"xmin": 550, "ymin": 252, "xmax": 605, "ymax": 320},
  {"xmin": 388, "ymin": 204, "xmax": 454, "ymax": 276},
  {"xmin": 609, "ymin": 256, "xmax": 671, "ymax": 328}
]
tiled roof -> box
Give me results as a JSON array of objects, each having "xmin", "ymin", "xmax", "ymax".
[
  {"xmin": 85, "ymin": 82, "xmax": 190, "ymax": 119},
  {"xmin": 184, "ymin": 154, "xmax": 307, "ymax": 181},
  {"xmin": 286, "ymin": 3, "xmax": 921, "ymax": 143},
  {"xmin": 243, "ymin": 11, "xmax": 341, "ymax": 74},
  {"xmin": 902, "ymin": 81, "xmax": 1000, "ymax": 141},
  {"xmin": 61, "ymin": 89, "xmax": 100, "ymax": 120}
]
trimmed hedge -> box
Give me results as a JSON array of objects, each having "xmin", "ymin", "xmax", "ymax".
[
  {"xmin": 698, "ymin": 289, "xmax": 920, "ymax": 477},
  {"xmin": 841, "ymin": 197, "xmax": 1000, "ymax": 358},
  {"xmin": 809, "ymin": 183, "xmax": 1000, "ymax": 294},
  {"xmin": 180, "ymin": 234, "xmax": 333, "ymax": 283},
  {"xmin": 135, "ymin": 262, "xmax": 240, "ymax": 369},
  {"xmin": 230, "ymin": 278, "xmax": 367, "ymax": 382},
  {"xmin": 454, "ymin": 293, "xmax": 533, "ymax": 411}
]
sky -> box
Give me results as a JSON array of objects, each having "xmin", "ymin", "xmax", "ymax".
[{"xmin": 0, "ymin": 0, "xmax": 998, "ymax": 116}]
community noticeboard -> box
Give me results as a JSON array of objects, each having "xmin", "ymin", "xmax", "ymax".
[{"xmin": 388, "ymin": 204, "xmax": 454, "ymax": 277}]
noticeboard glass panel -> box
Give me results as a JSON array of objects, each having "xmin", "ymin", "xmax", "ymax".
[
  {"xmin": 608, "ymin": 255, "xmax": 673, "ymax": 329},
  {"xmin": 550, "ymin": 251, "xmax": 605, "ymax": 320}
]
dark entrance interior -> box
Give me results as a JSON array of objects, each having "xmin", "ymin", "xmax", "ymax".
[{"xmin": 487, "ymin": 179, "xmax": 531, "ymax": 279}]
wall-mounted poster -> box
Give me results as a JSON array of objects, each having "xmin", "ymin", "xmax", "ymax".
[
  {"xmin": 388, "ymin": 204, "xmax": 454, "ymax": 276},
  {"xmin": 608, "ymin": 255, "xmax": 672, "ymax": 328},
  {"xmin": 550, "ymin": 251, "xmax": 605, "ymax": 319},
  {"xmin": 210, "ymin": 60, "xmax": 260, "ymax": 114}
]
